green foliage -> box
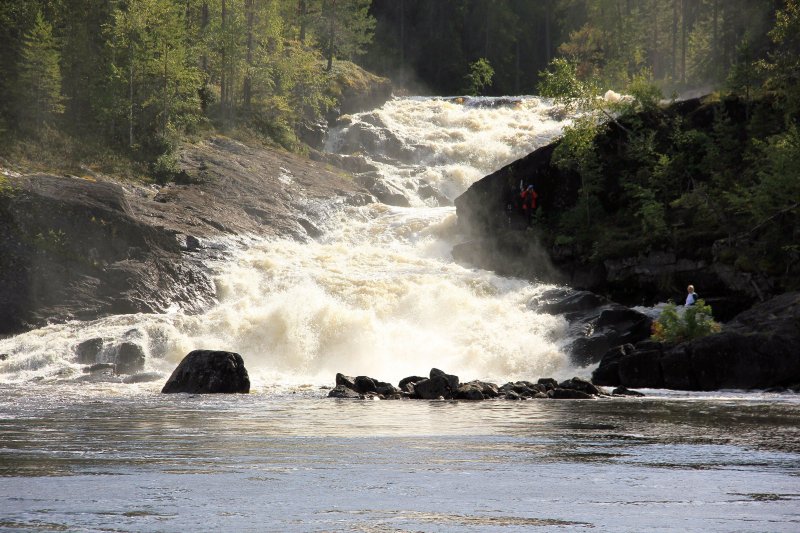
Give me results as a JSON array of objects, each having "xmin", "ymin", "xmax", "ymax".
[
  {"xmin": 537, "ymin": 58, "xmax": 599, "ymax": 112},
  {"xmin": 16, "ymin": 11, "xmax": 63, "ymax": 133},
  {"xmin": 316, "ymin": 0, "xmax": 376, "ymax": 71},
  {"xmin": 651, "ymin": 300, "xmax": 721, "ymax": 344},
  {"xmin": 464, "ymin": 58, "xmax": 494, "ymax": 96}
]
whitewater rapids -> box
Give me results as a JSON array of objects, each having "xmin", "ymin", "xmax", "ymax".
[{"xmin": 0, "ymin": 96, "xmax": 574, "ymax": 389}]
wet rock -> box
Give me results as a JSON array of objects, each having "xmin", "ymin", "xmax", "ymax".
[
  {"xmin": 398, "ymin": 375, "xmax": 426, "ymax": 393},
  {"xmin": 333, "ymin": 373, "xmax": 398, "ymax": 396},
  {"xmin": 591, "ymin": 344, "xmax": 635, "ymax": 387},
  {"xmin": 115, "ymin": 342, "xmax": 145, "ymax": 375},
  {"xmin": 455, "ymin": 383, "xmax": 485, "ymax": 400},
  {"xmin": 161, "ymin": 350, "xmax": 250, "ymax": 394},
  {"xmin": 500, "ymin": 381, "xmax": 546, "ymax": 397},
  {"xmin": 537, "ymin": 377, "xmax": 559, "ymax": 390},
  {"xmin": 418, "ymin": 184, "xmax": 452, "ymax": 206},
  {"xmin": 612, "ymin": 387, "xmax": 645, "ymax": 397},
  {"xmin": 327, "ymin": 385, "xmax": 363, "ymax": 399},
  {"xmin": 412, "ymin": 368, "xmax": 460, "ymax": 400},
  {"xmin": 75, "ymin": 338, "xmax": 104, "ymax": 364},
  {"xmin": 504, "ymin": 390, "xmax": 522, "ymax": 401},
  {"xmin": 354, "ymin": 172, "xmax": 410, "ymax": 207},
  {"xmin": 83, "ymin": 363, "xmax": 115, "ymax": 373},
  {"xmin": 547, "ymin": 388, "xmax": 595, "ymax": 399},
  {"xmin": 533, "ymin": 289, "xmax": 651, "ymax": 366},
  {"xmin": 123, "ymin": 372, "xmax": 163, "ymax": 384},
  {"xmin": 559, "ymin": 377, "xmax": 606, "ymax": 396}
]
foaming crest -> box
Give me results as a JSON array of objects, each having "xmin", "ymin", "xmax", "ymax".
[
  {"xmin": 200, "ymin": 205, "xmax": 570, "ymax": 385},
  {"xmin": 327, "ymin": 96, "xmax": 567, "ymax": 204}
]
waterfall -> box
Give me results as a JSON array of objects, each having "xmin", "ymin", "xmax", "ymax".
[{"xmin": 0, "ymin": 96, "xmax": 574, "ymax": 389}]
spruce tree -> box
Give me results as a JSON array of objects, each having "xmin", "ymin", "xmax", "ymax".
[{"xmin": 17, "ymin": 12, "xmax": 63, "ymax": 133}]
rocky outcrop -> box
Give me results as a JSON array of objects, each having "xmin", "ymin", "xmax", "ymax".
[
  {"xmin": 161, "ymin": 350, "xmax": 250, "ymax": 394},
  {"xmin": 0, "ymin": 136, "xmax": 372, "ymax": 335},
  {"xmin": 592, "ymin": 292, "xmax": 800, "ymax": 390},
  {"xmin": 452, "ymin": 97, "xmax": 788, "ymax": 313},
  {"xmin": 328, "ymin": 368, "xmax": 611, "ymax": 400},
  {"xmin": 531, "ymin": 288, "xmax": 652, "ymax": 366}
]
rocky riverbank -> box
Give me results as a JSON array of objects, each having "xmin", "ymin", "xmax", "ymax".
[
  {"xmin": 328, "ymin": 368, "xmax": 625, "ymax": 401},
  {"xmin": 592, "ymin": 291, "xmax": 800, "ymax": 391},
  {"xmin": 0, "ymin": 137, "xmax": 373, "ymax": 335}
]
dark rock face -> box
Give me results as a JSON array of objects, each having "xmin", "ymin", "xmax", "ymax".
[
  {"xmin": 75, "ymin": 338, "xmax": 104, "ymax": 364},
  {"xmin": 331, "ymin": 373, "xmax": 399, "ymax": 398},
  {"xmin": 161, "ymin": 350, "xmax": 250, "ymax": 394},
  {"xmin": 0, "ymin": 175, "xmax": 214, "ymax": 334},
  {"xmin": 532, "ymin": 289, "xmax": 652, "ymax": 366},
  {"xmin": 115, "ymin": 342, "xmax": 146, "ymax": 375},
  {"xmin": 1, "ymin": 137, "xmax": 372, "ymax": 335},
  {"xmin": 593, "ymin": 292, "xmax": 800, "ymax": 390},
  {"xmin": 413, "ymin": 368, "xmax": 461, "ymax": 400},
  {"xmin": 452, "ymin": 97, "xmax": 787, "ymax": 309}
]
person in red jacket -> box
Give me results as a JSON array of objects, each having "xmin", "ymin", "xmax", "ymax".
[{"xmin": 520, "ymin": 184, "xmax": 538, "ymax": 226}]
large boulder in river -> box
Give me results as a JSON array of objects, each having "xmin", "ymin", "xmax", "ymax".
[
  {"xmin": 593, "ymin": 292, "xmax": 800, "ymax": 390},
  {"xmin": 162, "ymin": 350, "xmax": 250, "ymax": 394},
  {"xmin": 411, "ymin": 368, "xmax": 460, "ymax": 400}
]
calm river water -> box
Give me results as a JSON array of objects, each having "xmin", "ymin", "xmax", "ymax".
[{"xmin": 2, "ymin": 385, "xmax": 799, "ymax": 532}]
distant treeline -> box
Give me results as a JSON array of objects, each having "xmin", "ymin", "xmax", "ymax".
[
  {"xmin": 0, "ymin": 1, "xmax": 795, "ymax": 172},
  {"xmin": 0, "ymin": 0, "xmax": 374, "ymax": 170},
  {"xmin": 365, "ymin": 0, "xmax": 782, "ymax": 96}
]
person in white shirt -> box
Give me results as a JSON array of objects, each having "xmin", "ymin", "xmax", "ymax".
[{"xmin": 685, "ymin": 285, "xmax": 698, "ymax": 306}]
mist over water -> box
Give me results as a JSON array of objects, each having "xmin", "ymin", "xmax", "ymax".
[{"xmin": 0, "ymin": 96, "xmax": 572, "ymax": 388}]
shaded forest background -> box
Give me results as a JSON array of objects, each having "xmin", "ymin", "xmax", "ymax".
[{"xmin": 0, "ymin": 0, "xmax": 794, "ymax": 174}]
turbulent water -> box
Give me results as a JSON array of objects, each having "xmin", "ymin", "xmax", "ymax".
[
  {"xmin": 0, "ymin": 96, "xmax": 573, "ymax": 388},
  {"xmin": 1, "ymin": 97, "xmax": 799, "ymax": 532}
]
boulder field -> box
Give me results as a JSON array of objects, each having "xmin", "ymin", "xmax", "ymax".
[{"xmin": 327, "ymin": 367, "xmax": 625, "ymax": 401}]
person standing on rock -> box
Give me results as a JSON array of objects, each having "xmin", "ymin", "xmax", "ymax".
[
  {"xmin": 521, "ymin": 184, "xmax": 538, "ymax": 226},
  {"xmin": 685, "ymin": 285, "xmax": 698, "ymax": 306}
]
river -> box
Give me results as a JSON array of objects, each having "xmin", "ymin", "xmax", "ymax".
[{"xmin": 1, "ymin": 96, "xmax": 799, "ymax": 532}]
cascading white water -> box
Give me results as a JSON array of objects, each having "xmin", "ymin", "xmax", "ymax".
[{"xmin": 0, "ymin": 96, "xmax": 573, "ymax": 389}]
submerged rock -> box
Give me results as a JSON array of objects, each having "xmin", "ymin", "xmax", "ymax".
[
  {"xmin": 115, "ymin": 342, "xmax": 145, "ymax": 375},
  {"xmin": 75, "ymin": 338, "xmax": 103, "ymax": 364},
  {"xmin": 161, "ymin": 350, "xmax": 250, "ymax": 394}
]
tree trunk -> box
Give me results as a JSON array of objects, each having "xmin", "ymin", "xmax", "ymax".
[
  {"xmin": 129, "ymin": 56, "xmax": 134, "ymax": 148},
  {"xmin": 243, "ymin": 0, "xmax": 254, "ymax": 111},
  {"xmin": 712, "ymin": 0, "xmax": 719, "ymax": 79},
  {"xmin": 221, "ymin": 0, "xmax": 228, "ymax": 122},
  {"xmin": 201, "ymin": 1, "xmax": 209, "ymax": 74},
  {"xmin": 326, "ymin": 0, "xmax": 336, "ymax": 71},
  {"xmin": 680, "ymin": 0, "xmax": 687, "ymax": 84},
  {"xmin": 652, "ymin": 0, "xmax": 660, "ymax": 78},
  {"xmin": 299, "ymin": 0, "xmax": 307, "ymax": 43},
  {"xmin": 671, "ymin": 0, "xmax": 678, "ymax": 80},
  {"xmin": 163, "ymin": 41, "xmax": 169, "ymax": 135}
]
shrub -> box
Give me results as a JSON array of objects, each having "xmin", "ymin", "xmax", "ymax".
[{"xmin": 651, "ymin": 299, "xmax": 721, "ymax": 344}]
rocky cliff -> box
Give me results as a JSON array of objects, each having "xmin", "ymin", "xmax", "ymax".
[
  {"xmin": 0, "ymin": 137, "xmax": 372, "ymax": 335},
  {"xmin": 453, "ymin": 97, "xmax": 787, "ymax": 319}
]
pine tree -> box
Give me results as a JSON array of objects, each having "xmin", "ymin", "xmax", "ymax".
[
  {"xmin": 17, "ymin": 11, "xmax": 63, "ymax": 133},
  {"xmin": 317, "ymin": 0, "xmax": 375, "ymax": 71}
]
